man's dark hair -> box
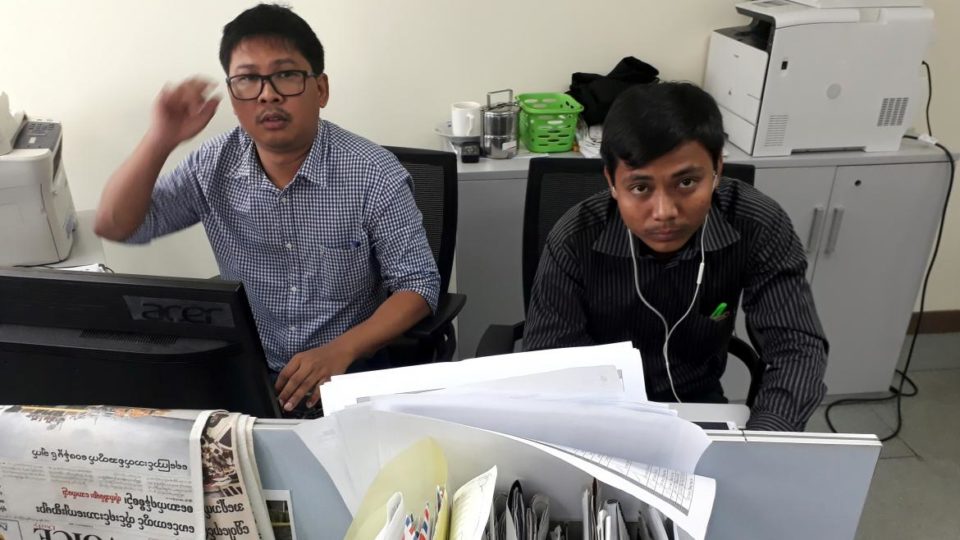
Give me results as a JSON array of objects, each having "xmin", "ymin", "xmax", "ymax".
[
  {"xmin": 219, "ymin": 4, "xmax": 325, "ymax": 74},
  {"xmin": 600, "ymin": 82, "xmax": 725, "ymax": 175}
]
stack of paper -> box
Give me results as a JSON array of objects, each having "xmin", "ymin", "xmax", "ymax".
[
  {"xmin": 295, "ymin": 341, "xmax": 721, "ymax": 539},
  {"xmin": 320, "ymin": 342, "xmax": 647, "ymax": 414},
  {"xmin": 296, "ymin": 408, "xmax": 716, "ymax": 540}
]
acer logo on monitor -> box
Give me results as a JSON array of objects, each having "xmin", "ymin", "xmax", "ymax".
[{"xmin": 123, "ymin": 296, "xmax": 235, "ymax": 327}]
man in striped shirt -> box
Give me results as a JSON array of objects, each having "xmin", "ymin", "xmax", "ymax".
[{"xmin": 524, "ymin": 82, "xmax": 828, "ymax": 431}]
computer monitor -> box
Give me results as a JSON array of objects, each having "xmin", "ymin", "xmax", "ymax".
[{"xmin": 0, "ymin": 267, "xmax": 281, "ymax": 418}]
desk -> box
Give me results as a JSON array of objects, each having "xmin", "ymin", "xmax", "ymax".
[{"xmin": 454, "ymin": 140, "xmax": 953, "ymax": 399}]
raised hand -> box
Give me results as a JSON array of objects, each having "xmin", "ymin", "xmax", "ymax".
[{"xmin": 150, "ymin": 77, "xmax": 221, "ymax": 148}]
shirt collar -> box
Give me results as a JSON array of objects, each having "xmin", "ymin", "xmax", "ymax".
[
  {"xmin": 231, "ymin": 118, "xmax": 328, "ymax": 187},
  {"xmin": 592, "ymin": 193, "xmax": 740, "ymax": 259}
]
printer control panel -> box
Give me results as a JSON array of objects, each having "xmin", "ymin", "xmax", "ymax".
[{"xmin": 14, "ymin": 120, "xmax": 61, "ymax": 151}]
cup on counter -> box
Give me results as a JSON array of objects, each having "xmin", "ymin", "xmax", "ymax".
[{"xmin": 451, "ymin": 101, "xmax": 482, "ymax": 137}]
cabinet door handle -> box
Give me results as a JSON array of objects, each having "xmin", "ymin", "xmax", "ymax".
[
  {"xmin": 806, "ymin": 205, "xmax": 826, "ymax": 254},
  {"xmin": 824, "ymin": 206, "xmax": 845, "ymax": 254}
]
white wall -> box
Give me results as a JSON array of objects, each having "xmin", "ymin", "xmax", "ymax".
[
  {"xmin": 914, "ymin": 0, "xmax": 960, "ymax": 312},
  {"xmin": 2, "ymin": 0, "xmax": 958, "ymax": 309}
]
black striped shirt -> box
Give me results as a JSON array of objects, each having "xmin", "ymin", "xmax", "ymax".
[{"xmin": 523, "ymin": 178, "xmax": 828, "ymax": 431}]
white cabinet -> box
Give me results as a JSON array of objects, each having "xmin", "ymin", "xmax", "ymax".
[
  {"xmin": 810, "ymin": 163, "xmax": 949, "ymax": 395},
  {"xmin": 722, "ymin": 160, "xmax": 951, "ymax": 399},
  {"xmin": 751, "ymin": 166, "xmax": 836, "ymax": 280}
]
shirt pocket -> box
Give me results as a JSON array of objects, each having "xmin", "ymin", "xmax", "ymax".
[
  {"xmin": 695, "ymin": 282, "xmax": 741, "ymax": 343},
  {"xmin": 319, "ymin": 239, "xmax": 377, "ymax": 301}
]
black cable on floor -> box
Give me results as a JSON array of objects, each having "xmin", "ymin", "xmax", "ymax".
[
  {"xmin": 825, "ymin": 136, "xmax": 954, "ymax": 442},
  {"xmin": 891, "ymin": 369, "xmax": 918, "ymax": 397}
]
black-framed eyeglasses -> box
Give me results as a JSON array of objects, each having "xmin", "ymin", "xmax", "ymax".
[{"xmin": 225, "ymin": 69, "xmax": 319, "ymax": 100}]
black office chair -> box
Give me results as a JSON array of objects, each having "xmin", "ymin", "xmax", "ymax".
[
  {"xmin": 475, "ymin": 157, "xmax": 765, "ymax": 406},
  {"xmin": 383, "ymin": 146, "xmax": 466, "ymax": 364}
]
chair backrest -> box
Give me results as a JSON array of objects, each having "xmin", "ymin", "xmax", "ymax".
[
  {"xmin": 723, "ymin": 162, "xmax": 755, "ymax": 186},
  {"xmin": 521, "ymin": 158, "xmax": 756, "ymax": 310},
  {"xmin": 384, "ymin": 146, "xmax": 458, "ymax": 294},
  {"xmin": 523, "ymin": 158, "xmax": 608, "ymax": 310}
]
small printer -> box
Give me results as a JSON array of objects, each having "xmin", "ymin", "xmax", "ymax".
[{"xmin": 0, "ymin": 92, "xmax": 77, "ymax": 266}]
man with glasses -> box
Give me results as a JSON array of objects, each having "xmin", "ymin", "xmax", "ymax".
[
  {"xmin": 95, "ymin": 4, "xmax": 439, "ymax": 416},
  {"xmin": 523, "ymin": 82, "xmax": 828, "ymax": 431}
]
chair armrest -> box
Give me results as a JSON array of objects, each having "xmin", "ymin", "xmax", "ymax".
[
  {"xmin": 728, "ymin": 335, "xmax": 766, "ymax": 408},
  {"xmin": 404, "ymin": 293, "xmax": 466, "ymax": 341},
  {"xmin": 476, "ymin": 322, "xmax": 525, "ymax": 357}
]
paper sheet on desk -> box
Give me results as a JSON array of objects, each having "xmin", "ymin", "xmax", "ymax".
[
  {"xmin": 426, "ymin": 365, "xmax": 626, "ymax": 398},
  {"xmin": 321, "ymin": 342, "xmax": 646, "ymax": 413},
  {"xmin": 291, "ymin": 415, "xmax": 361, "ymax": 513},
  {"xmin": 368, "ymin": 392, "xmax": 707, "ymax": 474}
]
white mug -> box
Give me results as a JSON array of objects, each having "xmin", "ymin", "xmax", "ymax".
[{"xmin": 451, "ymin": 101, "xmax": 481, "ymax": 137}]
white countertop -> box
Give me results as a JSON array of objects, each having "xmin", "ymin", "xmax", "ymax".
[{"xmin": 457, "ymin": 137, "xmax": 952, "ymax": 180}]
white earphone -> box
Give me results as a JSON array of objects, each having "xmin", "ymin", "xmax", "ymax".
[{"xmin": 625, "ymin": 171, "xmax": 717, "ymax": 403}]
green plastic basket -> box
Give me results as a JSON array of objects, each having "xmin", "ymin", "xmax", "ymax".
[{"xmin": 518, "ymin": 92, "xmax": 584, "ymax": 153}]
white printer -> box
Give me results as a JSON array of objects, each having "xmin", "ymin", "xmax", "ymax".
[
  {"xmin": 0, "ymin": 92, "xmax": 77, "ymax": 266},
  {"xmin": 704, "ymin": 0, "xmax": 934, "ymax": 157}
]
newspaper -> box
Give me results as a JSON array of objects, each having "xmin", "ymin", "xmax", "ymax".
[
  {"xmin": 201, "ymin": 412, "xmax": 272, "ymax": 540},
  {"xmin": 0, "ymin": 405, "xmax": 209, "ymax": 539}
]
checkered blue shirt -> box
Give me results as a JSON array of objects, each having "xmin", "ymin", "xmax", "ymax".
[{"xmin": 126, "ymin": 119, "xmax": 440, "ymax": 371}]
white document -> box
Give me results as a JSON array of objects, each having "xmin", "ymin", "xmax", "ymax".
[
  {"xmin": 530, "ymin": 494, "xmax": 550, "ymax": 540},
  {"xmin": 505, "ymin": 481, "xmax": 524, "ymax": 540},
  {"xmin": 642, "ymin": 506, "xmax": 670, "ymax": 540},
  {"xmin": 450, "ymin": 466, "xmax": 498, "ymax": 540},
  {"xmin": 502, "ymin": 498, "xmax": 519, "ymax": 540},
  {"xmin": 601, "ymin": 500, "xmax": 628, "ymax": 540},
  {"xmin": 291, "ymin": 415, "xmax": 362, "ymax": 513},
  {"xmin": 581, "ymin": 488, "xmax": 594, "ymax": 540},
  {"xmin": 373, "ymin": 492, "xmax": 405, "ymax": 540},
  {"xmin": 527, "ymin": 442, "xmax": 715, "ymax": 540},
  {"xmin": 368, "ymin": 393, "xmax": 709, "ymax": 474},
  {"xmin": 428, "ymin": 365, "xmax": 625, "ymax": 398},
  {"xmin": 321, "ymin": 342, "xmax": 646, "ymax": 413}
]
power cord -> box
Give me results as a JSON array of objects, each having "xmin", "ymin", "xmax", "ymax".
[
  {"xmin": 922, "ymin": 61, "xmax": 933, "ymax": 137},
  {"xmin": 825, "ymin": 60, "xmax": 952, "ymax": 441},
  {"xmin": 825, "ymin": 135, "xmax": 954, "ymax": 441}
]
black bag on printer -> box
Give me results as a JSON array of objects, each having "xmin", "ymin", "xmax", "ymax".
[{"xmin": 567, "ymin": 56, "xmax": 660, "ymax": 126}]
